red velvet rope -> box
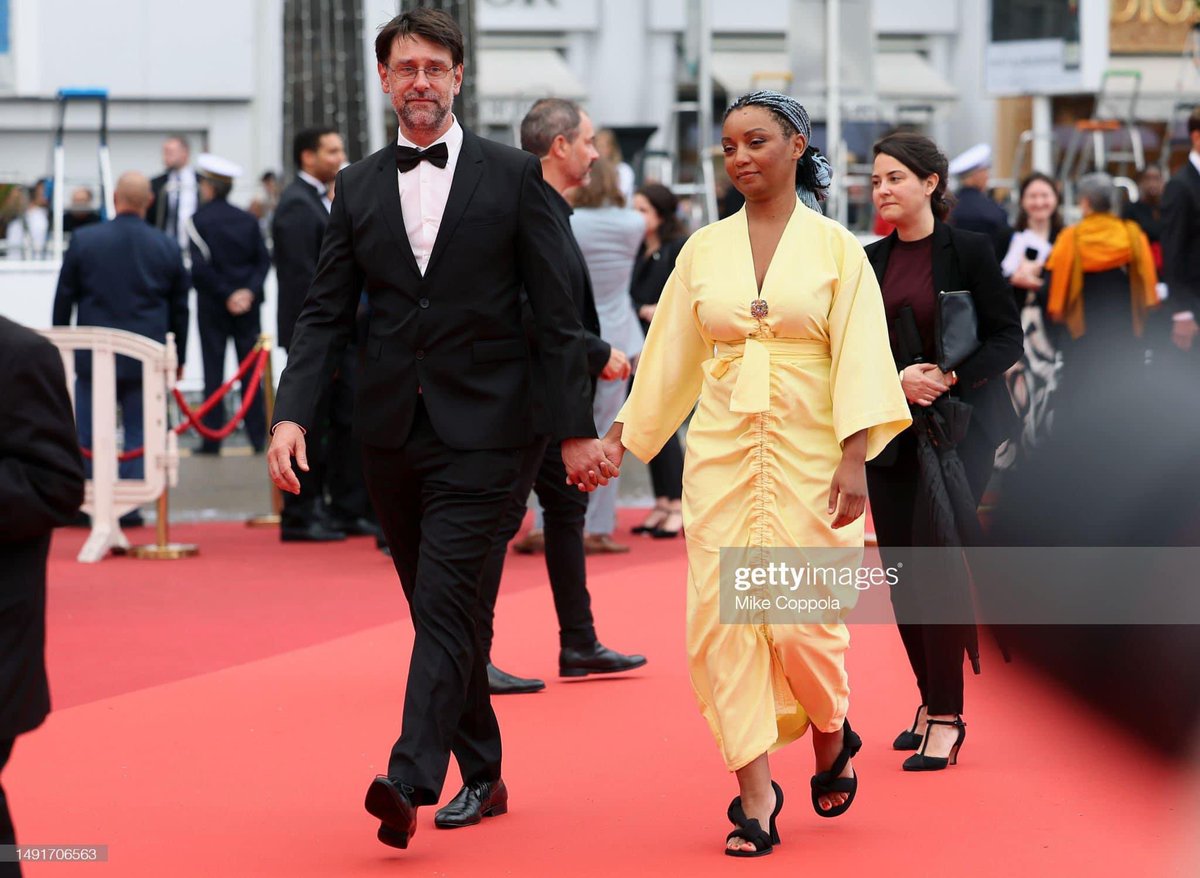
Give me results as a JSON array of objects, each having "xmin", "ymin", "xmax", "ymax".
[{"xmin": 80, "ymin": 345, "xmax": 270, "ymax": 462}]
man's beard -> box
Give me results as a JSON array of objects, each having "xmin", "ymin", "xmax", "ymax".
[{"xmin": 397, "ymin": 89, "xmax": 451, "ymax": 132}]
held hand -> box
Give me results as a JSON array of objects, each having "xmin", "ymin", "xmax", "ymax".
[
  {"xmin": 599, "ymin": 426, "xmax": 626, "ymax": 474},
  {"xmin": 901, "ymin": 363, "xmax": 951, "ymax": 407},
  {"xmin": 561, "ymin": 437, "xmax": 618, "ymax": 492},
  {"xmin": 267, "ymin": 422, "xmax": 308, "ymax": 495},
  {"xmin": 600, "ymin": 347, "xmax": 631, "ymax": 381},
  {"xmin": 827, "ymin": 456, "xmax": 868, "ymax": 529},
  {"xmin": 638, "ymin": 304, "xmax": 657, "ymax": 323},
  {"xmin": 226, "ymin": 289, "xmax": 254, "ymax": 315},
  {"xmin": 1010, "ymin": 262, "xmax": 1043, "ymax": 291},
  {"xmin": 1171, "ymin": 317, "xmax": 1199, "ymax": 352}
]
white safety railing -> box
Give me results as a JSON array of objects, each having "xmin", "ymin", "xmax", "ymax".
[{"xmin": 37, "ymin": 327, "xmax": 180, "ymax": 563}]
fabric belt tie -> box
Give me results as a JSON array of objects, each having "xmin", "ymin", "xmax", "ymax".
[{"xmin": 711, "ymin": 337, "xmax": 827, "ymax": 414}]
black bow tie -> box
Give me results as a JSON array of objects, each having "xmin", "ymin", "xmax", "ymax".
[{"xmin": 396, "ymin": 142, "xmax": 449, "ymax": 173}]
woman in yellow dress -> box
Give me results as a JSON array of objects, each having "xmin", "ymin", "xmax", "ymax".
[{"xmin": 596, "ymin": 92, "xmax": 910, "ymax": 856}]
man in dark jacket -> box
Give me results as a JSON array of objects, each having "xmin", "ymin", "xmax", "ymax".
[
  {"xmin": 271, "ymin": 127, "xmax": 362, "ymax": 542},
  {"xmin": 53, "ymin": 172, "xmax": 189, "ymax": 486},
  {"xmin": 0, "ymin": 316, "xmax": 86, "ymax": 874},
  {"xmin": 948, "ymin": 143, "xmax": 1010, "ymax": 251},
  {"xmin": 471, "ymin": 98, "xmax": 645, "ymax": 701},
  {"xmin": 187, "ymin": 154, "xmax": 272, "ymax": 454},
  {"xmin": 1160, "ymin": 108, "xmax": 1200, "ymax": 356}
]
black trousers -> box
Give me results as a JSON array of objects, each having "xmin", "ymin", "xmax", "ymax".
[
  {"xmin": 867, "ymin": 430, "xmax": 995, "ymax": 716},
  {"xmin": 197, "ymin": 300, "xmax": 266, "ymax": 452},
  {"xmin": 476, "ymin": 434, "xmax": 597, "ymax": 660},
  {"xmin": 0, "ymin": 738, "xmax": 18, "ymax": 878},
  {"xmin": 647, "ymin": 433, "xmax": 684, "ymax": 502},
  {"xmin": 361, "ymin": 399, "xmax": 522, "ymax": 805}
]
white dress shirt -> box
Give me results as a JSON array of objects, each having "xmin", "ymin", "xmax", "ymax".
[
  {"xmin": 298, "ymin": 170, "xmax": 332, "ymax": 213},
  {"xmin": 166, "ymin": 167, "xmax": 198, "ymax": 250},
  {"xmin": 396, "ymin": 116, "xmax": 463, "ymax": 275}
]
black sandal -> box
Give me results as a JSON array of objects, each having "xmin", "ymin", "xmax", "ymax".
[
  {"xmin": 724, "ymin": 780, "xmax": 784, "ymax": 858},
  {"xmin": 810, "ymin": 719, "xmax": 862, "ymax": 819}
]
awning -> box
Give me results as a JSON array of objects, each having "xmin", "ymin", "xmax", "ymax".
[
  {"xmin": 475, "ymin": 48, "xmax": 588, "ymax": 127},
  {"xmin": 710, "ymin": 50, "xmax": 957, "ymax": 104},
  {"xmin": 475, "ymin": 48, "xmax": 587, "ymax": 100}
]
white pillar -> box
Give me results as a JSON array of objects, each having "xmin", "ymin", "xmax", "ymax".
[{"xmin": 1032, "ymin": 95, "xmax": 1053, "ymax": 175}]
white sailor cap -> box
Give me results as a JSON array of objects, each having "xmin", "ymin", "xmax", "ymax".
[
  {"xmin": 948, "ymin": 143, "xmax": 991, "ymax": 177},
  {"xmin": 196, "ymin": 153, "xmax": 243, "ymax": 184}
]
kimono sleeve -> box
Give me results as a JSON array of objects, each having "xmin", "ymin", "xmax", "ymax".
[{"xmin": 827, "ymin": 245, "xmax": 912, "ymax": 460}]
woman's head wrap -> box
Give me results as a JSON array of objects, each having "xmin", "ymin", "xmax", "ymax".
[{"xmin": 725, "ymin": 90, "xmax": 833, "ymax": 212}]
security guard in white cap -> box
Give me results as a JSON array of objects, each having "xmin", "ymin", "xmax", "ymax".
[
  {"xmin": 187, "ymin": 153, "xmax": 271, "ymax": 454},
  {"xmin": 948, "ymin": 143, "xmax": 1010, "ymax": 246}
]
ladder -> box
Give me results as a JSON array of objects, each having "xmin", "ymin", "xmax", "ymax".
[
  {"xmin": 51, "ymin": 88, "xmax": 116, "ymax": 262},
  {"xmin": 1058, "ymin": 70, "xmax": 1145, "ymax": 186}
]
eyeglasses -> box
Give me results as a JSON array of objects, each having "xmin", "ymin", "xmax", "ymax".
[{"xmin": 387, "ymin": 64, "xmax": 453, "ymax": 82}]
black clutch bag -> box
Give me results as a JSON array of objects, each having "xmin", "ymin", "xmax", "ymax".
[{"xmin": 935, "ymin": 290, "xmax": 981, "ymax": 372}]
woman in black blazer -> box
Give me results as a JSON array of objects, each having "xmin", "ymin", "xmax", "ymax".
[{"xmin": 864, "ymin": 132, "xmax": 1022, "ymax": 771}]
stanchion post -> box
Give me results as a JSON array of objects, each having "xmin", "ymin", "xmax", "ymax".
[
  {"xmin": 247, "ymin": 333, "xmax": 283, "ymax": 527},
  {"xmin": 128, "ymin": 487, "xmax": 198, "ymax": 559}
]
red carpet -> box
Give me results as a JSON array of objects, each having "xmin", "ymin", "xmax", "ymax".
[{"xmin": 7, "ymin": 513, "xmax": 1196, "ymax": 876}]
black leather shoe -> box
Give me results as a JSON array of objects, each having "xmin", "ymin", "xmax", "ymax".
[
  {"xmin": 280, "ymin": 522, "xmax": 346, "ymax": 542},
  {"xmin": 364, "ymin": 776, "xmax": 418, "ymax": 849},
  {"xmin": 434, "ymin": 779, "xmax": 508, "ymax": 829},
  {"xmin": 327, "ymin": 516, "xmax": 383, "ymax": 538},
  {"xmin": 559, "ymin": 642, "xmax": 647, "ymax": 678},
  {"xmin": 487, "ymin": 663, "xmax": 545, "ymax": 695}
]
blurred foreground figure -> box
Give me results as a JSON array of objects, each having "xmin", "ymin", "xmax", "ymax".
[{"xmin": 0, "ymin": 317, "xmax": 86, "ymax": 877}]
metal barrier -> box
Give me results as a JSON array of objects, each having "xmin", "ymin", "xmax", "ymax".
[{"xmin": 37, "ymin": 326, "xmax": 183, "ymax": 563}]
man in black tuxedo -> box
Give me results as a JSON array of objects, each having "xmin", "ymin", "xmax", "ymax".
[
  {"xmin": 0, "ymin": 317, "xmax": 86, "ymax": 877},
  {"xmin": 267, "ymin": 9, "xmax": 616, "ymax": 851},
  {"xmin": 1160, "ymin": 108, "xmax": 1200, "ymax": 357},
  {"xmin": 271, "ymin": 127, "xmax": 361, "ymax": 542},
  {"xmin": 148, "ymin": 135, "xmax": 198, "ymax": 254},
  {"xmin": 473, "ymin": 98, "xmax": 646, "ymax": 700}
]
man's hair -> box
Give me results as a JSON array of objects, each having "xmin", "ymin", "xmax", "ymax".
[
  {"xmin": 520, "ymin": 98, "xmax": 583, "ymax": 158},
  {"xmin": 164, "ymin": 134, "xmax": 191, "ymax": 153},
  {"xmin": 374, "ymin": 8, "xmax": 464, "ymax": 67},
  {"xmin": 1077, "ymin": 172, "xmax": 1116, "ymax": 214},
  {"xmin": 205, "ymin": 177, "xmax": 233, "ymax": 200},
  {"xmin": 1189, "ymin": 108, "xmax": 1200, "ymax": 137},
  {"xmin": 293, "ymin": 127, "xmax": 340, "ymax": 170}
]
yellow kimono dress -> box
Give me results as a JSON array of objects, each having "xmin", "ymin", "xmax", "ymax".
[{"xmin": 616, "ymin": 201, "xmax": 910, "ymax": 771}]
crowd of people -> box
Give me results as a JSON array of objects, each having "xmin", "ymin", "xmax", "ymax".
[{"xmin": 6, "ymin": 4, "xmax": 1199, "ymax": 870}]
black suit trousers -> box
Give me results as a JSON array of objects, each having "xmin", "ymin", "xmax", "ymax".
[
  {"xmin": 197, "ymin": 300, "xmax": 266, "ymax": 451},
  {"xmin": 867, "ymin": 429, "xmax": 995, "ymax": 716},
  {"xmin": 361, "ymin": 400, "xmax": 522, "ymax": 805},
  {"xmin": 476, "ymin": 434, "xmax": 597, "ymax": 661}
]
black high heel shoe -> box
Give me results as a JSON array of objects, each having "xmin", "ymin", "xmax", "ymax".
[
  {"xmin": 631, "ymin": 507, "xmax": 668, "ymax": 535},
  {"xmin": 651, "ymin": 510, "xmax": 684, "ymax": 539},
  {"xmin": 893, "ymin": 704, "xmax": 926, "ymax": 751},
  {"xmin": 724, "ymin": 780, "xmax": 784, "ymax": 858},
  {"xmin": 902, "ymin": 716, "xmax": 966, "ymax": 771},
  {"xmin": 810, "ymin": 719, "xmax": 862, "ymax": 818}
]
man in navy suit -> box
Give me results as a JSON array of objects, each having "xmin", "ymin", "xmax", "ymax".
[
  {"xmin": 1161, "ymin": 108, "xmax": 1200, "ymax": 357},
  {"xmin": 52, "ymin": 171, "xmax": 190, "ymax": 483},
  {"xmin": 187, "ymin": 154, "xmax": 272, "ymax": 454}
]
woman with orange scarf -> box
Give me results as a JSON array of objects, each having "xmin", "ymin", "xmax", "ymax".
[{"xmin": 1046, "ymin": 173, "xmax": 1158, "ymax": 377}]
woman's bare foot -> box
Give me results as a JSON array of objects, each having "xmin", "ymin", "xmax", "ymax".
[
  {"xmin": 727, "ymin": 753, "xmax": 776, "ymax": 853},
  {"xmin": 811, "ymin": 726, "xmax": 855, "ymax": 813}
]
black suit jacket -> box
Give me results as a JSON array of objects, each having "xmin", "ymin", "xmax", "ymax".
[
  {"xmin": 272, "ymin": 176, "xmax": 330, "ymax": 349},
  {"xmin": 1160, "ymin": 161, "xmax": 1200, "ymax": 316},
  {"xmin": 0, "ymin": 317, "xmax": 86, "ymax": 738},
  {"xmin": 148, "ymin": 172, "xmax": 169, "ymax": 229},
  {"xmin": 52, "ymin": 214, "xmax": 191, "ymax": 378},
  {"xmin": 189, "ymin": 197, "xmax": 272, "ymax": 309},
  {"xmin": 865, "ymin": 221, "xmax": 1023, "ymax": 465},
  {"xmin": 273, "ymin": 130, "xmax": 596, "ymax": 451}
]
